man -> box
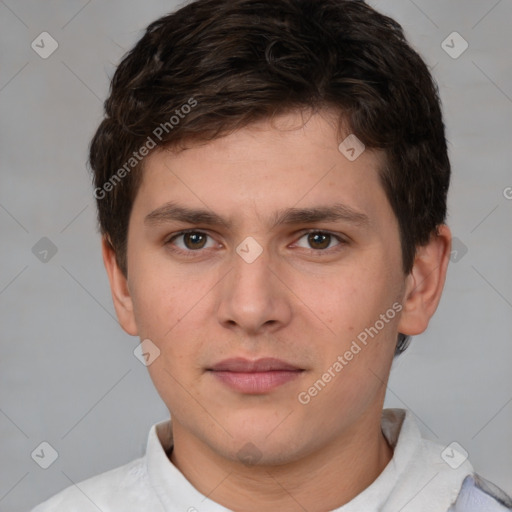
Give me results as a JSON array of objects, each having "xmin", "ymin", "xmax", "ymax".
[{"xmin": 33, "ymin": 0, "xmax": 512, "ymax": 510}]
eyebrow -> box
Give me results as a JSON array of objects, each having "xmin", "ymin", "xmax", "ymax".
[{"xmin": 144, "ymin": 201, "xmax": 370, "ymax": 230}]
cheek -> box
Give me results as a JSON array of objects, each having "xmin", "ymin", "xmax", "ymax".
[
  {"xmin": 128, "ymin": 259, "xmax": 180, "ymax": 341},
  {"xmin": 296, "ymin": 259, "xmax": 402, "ymax": 380},
  {"xmin": 128, "ymin": 260, "xmax": 212, "ymax": 373},
  {"xmin": 297, "ymin": 263, "xmax": 388, "ymax": 332}
]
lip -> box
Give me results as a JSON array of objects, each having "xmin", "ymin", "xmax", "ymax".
[
  {"xmin": 208, "ymin": 357, "xmax": 304, "ymax": 394},
  {"xmin": 209, "ymin": 357, "xmax": 302, "ymax": 372}
]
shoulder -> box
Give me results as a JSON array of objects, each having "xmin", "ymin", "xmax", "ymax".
[
  {"xmin": 448, "ymin": 473, "xmax": 512, "ymax": 511},
  {"xmin": 419, "ymin": 436, "xmax": 512, "ymax": 511},
  {"xmin": 382, "ymin": 409, "xmax": 510, "ymax": 512},
  {"xmin": 30, "ymin": 456, "xmax": 163, "ymax": 512}
]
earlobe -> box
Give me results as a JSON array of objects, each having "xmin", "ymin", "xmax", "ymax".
[
  {"xmin": 101, "ymin": 237, "xmax": 138, "ymax": 336},
  {"xmin": 397, "ymin": 225, "xmax": 452, "ymax": 337}
]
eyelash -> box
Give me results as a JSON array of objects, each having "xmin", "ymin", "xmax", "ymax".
[{"xmin": 164, "ymin": 229, "xmax": 348, "ymax": 257}]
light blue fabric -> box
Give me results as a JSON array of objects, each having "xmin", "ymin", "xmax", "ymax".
[{"xmin": 448, "ymin": 474, "xmax": 512, "ymax": 511}]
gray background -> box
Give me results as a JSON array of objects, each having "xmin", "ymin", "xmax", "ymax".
[{"xmin": 1, "ymin": 1, "xmax": 511, "ymax": 511}]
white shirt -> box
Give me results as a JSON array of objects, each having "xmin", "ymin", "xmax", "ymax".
[{"xmin": 31, "ymin": 408, "xmax": 511, "ymax": 511}]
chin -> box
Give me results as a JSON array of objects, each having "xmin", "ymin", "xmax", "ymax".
[{"xmin": 216, "ymin": 425, "xmax": 312, "ymax": 467}]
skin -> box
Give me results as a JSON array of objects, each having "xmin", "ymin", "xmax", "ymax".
[{"xmin": 103, "ymin": 110, "xmax": 451, "ymax": 512}]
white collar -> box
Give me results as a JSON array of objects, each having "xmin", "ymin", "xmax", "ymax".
[{"xmin": 145, "ymin": 408, "xmax": 473, "ymax": 511}]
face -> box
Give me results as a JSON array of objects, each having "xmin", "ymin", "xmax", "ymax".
[{"xmin": 107, "ymin": 110, "xmax": 437, "ymax": 465}]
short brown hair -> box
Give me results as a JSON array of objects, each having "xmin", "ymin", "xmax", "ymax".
[{"xmin": 90, "ymin": 0, "xmax": 450, "ymax": 283}]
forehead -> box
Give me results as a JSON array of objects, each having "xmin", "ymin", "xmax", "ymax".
[{"xmin": 133, "ymin": 111, "xmax": 392, "ymax": 230}]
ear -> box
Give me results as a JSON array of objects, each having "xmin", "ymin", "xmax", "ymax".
[
  {"xmin": 101, "ymin": 236, "xmax": 138, "ymax": 336},
  {"xmin": 397, "ymin": 225, "xmax": 451, "ymax": 336}
]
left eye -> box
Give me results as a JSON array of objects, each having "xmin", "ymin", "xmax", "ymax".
[
  {"xmin": 295, "ymin": 231, "xmax": 343, "ymax": 251},
  {"xmin": 167, "ymin": 231, "xmax": 217, "ymax": 251}
]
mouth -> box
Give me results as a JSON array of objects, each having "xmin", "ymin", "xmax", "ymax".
[{"xmin": 207, "ymin": 357, "xmax": 305, "ymax": 394}]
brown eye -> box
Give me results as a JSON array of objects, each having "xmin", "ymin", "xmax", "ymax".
[
  {"xmin": 182, "ymin": 232, "xmax": 207, "ymax": 250},
  {"xmin": 307, "ymin": 232, "xmax": 332, "ymax": 250},
  {"xmin": 294, "ymin": 231, "xmax": 346, "ymax": 253},
  {"xmin": 166, "ymin": 230, "xmax": 216, "ymax": 253}
]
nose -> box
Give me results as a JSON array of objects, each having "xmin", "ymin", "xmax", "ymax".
[{"xmin": 216, "ymin": 241, "xmax": 292, "ymax": 335}]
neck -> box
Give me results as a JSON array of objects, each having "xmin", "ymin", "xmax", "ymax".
[{"xmin": 169, "ymin": 407, "xmax": 393, "ymax": 512}]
